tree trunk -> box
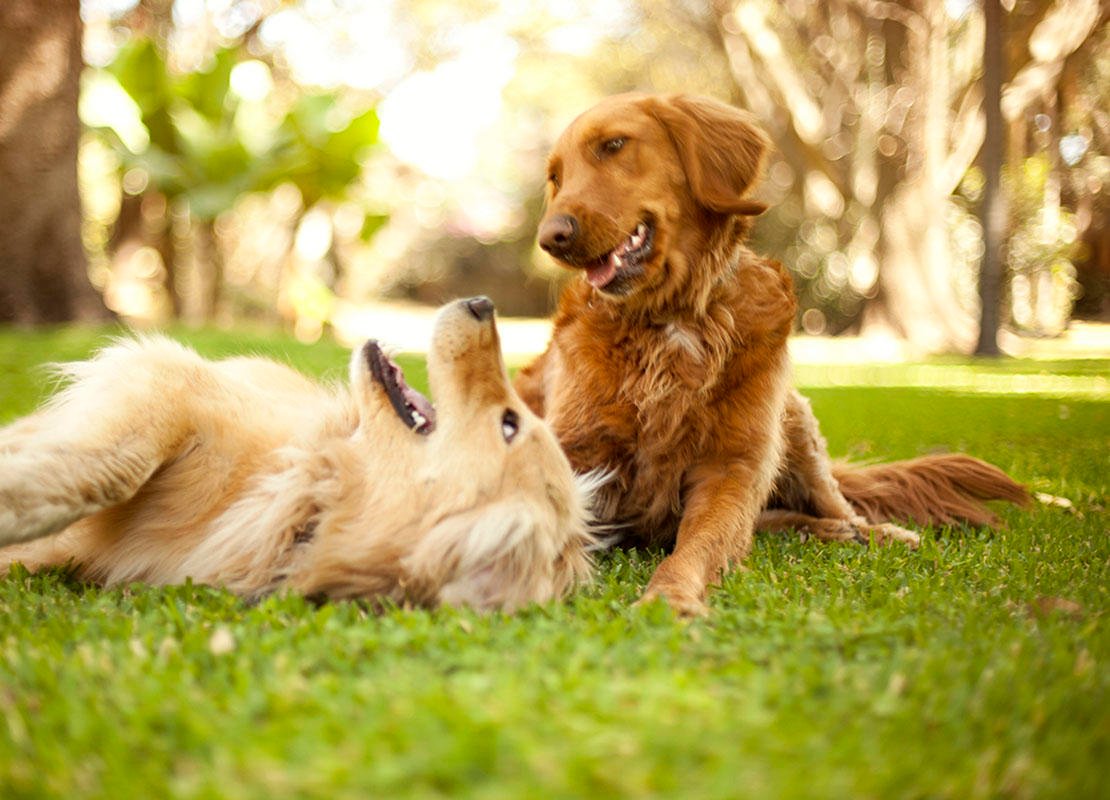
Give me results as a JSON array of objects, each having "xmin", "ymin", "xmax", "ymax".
[
  {"xmin": 974, "ymin": 0, "xmax": 1005, "ymax": 355},
  {"xmin": 861, "ymin": 2, "xmax": 975, "ymax": 352},
  {"xmin": 185, "ymin": 220, "xmax": 223, "ymax": 322},
  {"xmin": 0, "ymin": 0, "xmax": 108, "ymax": 324}
]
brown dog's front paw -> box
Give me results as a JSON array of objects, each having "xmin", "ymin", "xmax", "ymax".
[
  {"xmin": 635, "ymin": 584, "xmax": 710, "ymax": 617},
  {"xmin": 638, "ymin": 554, "xmax": 714, "ymax": 616}
]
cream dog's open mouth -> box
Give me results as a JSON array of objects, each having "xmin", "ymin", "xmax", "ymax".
[
  {"xmin": 364, "ymin": 341, "xmax": 436, "ymax": 434},
  {"xmin": 585, "ymin": 219, "xmax": 654, "ymax": 291}
]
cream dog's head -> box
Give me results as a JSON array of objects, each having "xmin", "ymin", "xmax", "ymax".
[{"xmin": 289, "ymin": 297, "xmax": 597, "ymax": 611}]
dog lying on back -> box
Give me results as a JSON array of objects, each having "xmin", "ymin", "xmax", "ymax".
[
  {"xmin": 0, "ymin": 297, "xmax": 596, "ymax": 611},
  {"xmin": 515, "ymin": 93, "xmax": 1028, "ymax": 615}
]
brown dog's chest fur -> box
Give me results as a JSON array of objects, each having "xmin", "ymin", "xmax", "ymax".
[{"xmin": 526, "ymin": 249, "xmax": 795, "ymax": 544}]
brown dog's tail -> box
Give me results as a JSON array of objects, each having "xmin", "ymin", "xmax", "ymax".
[{"xmin": 832, "ymin": 454, "xmax": 1029, "ymax": 527}]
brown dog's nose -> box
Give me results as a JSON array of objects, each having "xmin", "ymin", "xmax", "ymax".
[
  {"xmin": 464, "ymin": 296, "xmax": 495, "ymax": 321},
  {"xmin": 538, "ymin": 214, "xmax": 579, "ymax": 258}
]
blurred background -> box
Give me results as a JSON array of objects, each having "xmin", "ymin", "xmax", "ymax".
[{"xmin": 0, "ymin": 0, "xmax": 1107, "ymax": 355}]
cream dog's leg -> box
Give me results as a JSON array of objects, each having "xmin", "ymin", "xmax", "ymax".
[{"xmin": 0, "ymin": 340, "xmax": 193, "ymax": 547}]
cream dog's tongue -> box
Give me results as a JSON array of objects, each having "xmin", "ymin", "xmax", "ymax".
[{"xmin": 401, "ymin": 383, "xmax": 435, "ymax": 432}]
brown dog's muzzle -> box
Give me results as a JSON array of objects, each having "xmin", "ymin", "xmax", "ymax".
[{"xmin": 538, "ymin": 214, "xmax": 580, "ymax": 262}]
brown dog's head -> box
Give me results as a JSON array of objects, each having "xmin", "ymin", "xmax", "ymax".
[{"xmin": 538, "ymin": 93, "xmax": 769, "ymax": 303}]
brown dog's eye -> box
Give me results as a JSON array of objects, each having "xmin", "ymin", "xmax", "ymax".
[
  {"xmin": 501, "ymin": 409, "xmax": 520, "ymax": 443},
  {"xmin": 601, "ymin": 137, "xmax": 626, "ymax": 155},
  {"xmin": 548, "ymin": 173, "xmax": 560, "ymax": 190}
]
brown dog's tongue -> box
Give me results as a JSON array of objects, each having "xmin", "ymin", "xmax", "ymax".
[{"xmin": 586, "ymin": 255, "xmax": 619, "ymax": 289}]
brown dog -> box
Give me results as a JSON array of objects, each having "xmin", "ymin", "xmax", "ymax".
[{"xmin": 515, "ymin": 93, "xmax": 1027, "ymax": 615}]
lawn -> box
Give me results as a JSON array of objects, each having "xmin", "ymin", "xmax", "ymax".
[{"xmin": 0, "ymin": 324, "xmax": 1106, "ymax": 799}]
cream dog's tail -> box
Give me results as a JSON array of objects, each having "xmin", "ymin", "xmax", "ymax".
[{"xmin": 832, "ymin": 454, "xmax": 1029, "ymax": 527}]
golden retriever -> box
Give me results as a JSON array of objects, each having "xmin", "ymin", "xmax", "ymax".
[
  {"xmin": 0, "ymin": 297, "xmax": 596, "ymax": 611},
  {"xmin": 515, "ymin": 93, "xmax": 1028, "ymax": 616}
]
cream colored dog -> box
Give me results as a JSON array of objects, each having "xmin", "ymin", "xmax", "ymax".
[{"xmin": 0, "ymin": 297, "xmax": 596, "ymax": 611}]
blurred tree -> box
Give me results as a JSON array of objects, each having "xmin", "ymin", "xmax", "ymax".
[
  {"xmin": 976, "ymin": 0, "xmax": 1005, "ymax": 355},
  {"xmin": 1068, "ymin": 24, "xmax": 1110, "ymax": 319},
  {"xmin": 1000, "ymin": 1, "xmax": 1109, "ymax": 329},
  {"xmin": 89, "ymin": 9, "xmax": 385, "ymax": 323},
  {"xmin": 0, "ymin": 0, "xmax": 109, "ymax": 324},
  {"xmin": 711, "ymin": 0, "xmax": 1105, "ymax": 351},
  {"xmin": 39, "ymin": 0, "xmax": 1102, "ymax": 336},
  {"xmin": 713, "ymin": 0, "xmax": 982, "ymax": 350}
]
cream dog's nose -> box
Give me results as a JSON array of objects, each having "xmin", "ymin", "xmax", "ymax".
[{"xmin": 464, "ymin": 296, "xmax": 494, "ymax": 321}]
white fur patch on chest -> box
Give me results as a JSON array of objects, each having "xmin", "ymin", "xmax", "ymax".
[{"xmin": 663, "ymin": 322, "xmax": 704, "ymax": 361}]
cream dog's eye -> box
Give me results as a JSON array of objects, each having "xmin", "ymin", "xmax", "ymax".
[
  {"xmin": 601, "ymin": 137, "xmax": 625, "ymax": 155},
  {"xmin": 501, "ymin": 409, "xmax": 520, "ymax": 443}
]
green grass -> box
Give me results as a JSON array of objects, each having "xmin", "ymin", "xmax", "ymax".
[{"xmin": 1, "ymin": 325, "xmax": 1107, "ymax": 799}]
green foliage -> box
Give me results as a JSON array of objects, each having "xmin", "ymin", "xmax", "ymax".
[
  {"xmin": 1004, "ymin": 156, "xmax": 1079, "ymax": 282},
  {"xmin": 956, "ymin": 155, "xmax": 1082, "ymax": 332},
  {"xmin": 94, "ymin": 37, "xmax": 384, "ymax": 224},
  {"xmin": 0, "ymin": 327, "xmax": 1107, "ymax": 798},
  {"xmin": 258, "ymin": 94, "xmax": 382, "ymax": 207}
]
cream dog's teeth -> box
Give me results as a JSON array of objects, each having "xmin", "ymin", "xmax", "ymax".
[{"xmin": 411, "ymin": 411, "xmax": 426, "ymax": 428}]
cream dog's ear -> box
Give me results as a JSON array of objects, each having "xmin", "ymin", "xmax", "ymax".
[{"xmin": 648, "ymin": 94, "xmax": 770, "ymax": 216}]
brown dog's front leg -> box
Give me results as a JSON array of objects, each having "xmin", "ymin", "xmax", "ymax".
[{"xmin": 638, "ymin": 461, "xmax": 769, "ymax": 616}]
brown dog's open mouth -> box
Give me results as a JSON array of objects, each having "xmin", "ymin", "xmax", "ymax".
[
  {"xmin": 586, "ymin": 219, "xmax": 654, "ymax": 291},
  {"xmin": 364, "ymin": 341, "xmax": 436, "ymax": 435}
]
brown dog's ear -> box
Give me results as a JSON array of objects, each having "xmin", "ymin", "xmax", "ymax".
[{"xmin": 648, "ymin": 94, "xmax": 770, "ymax": 216}]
